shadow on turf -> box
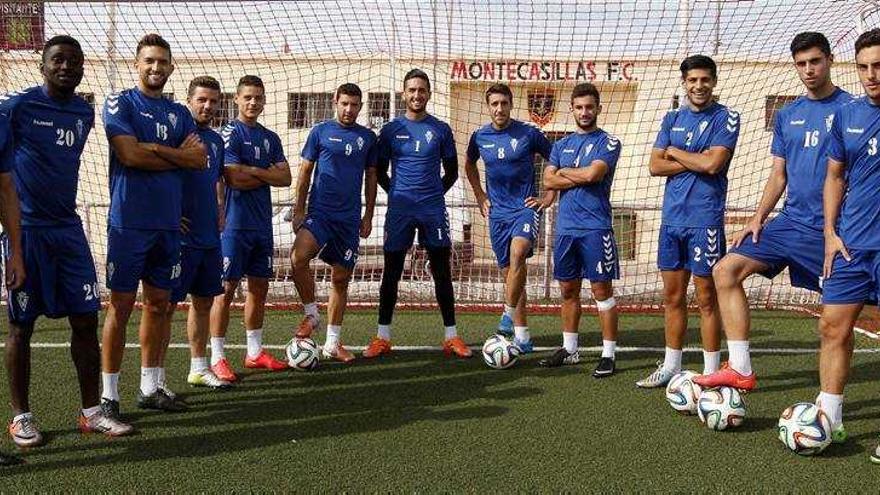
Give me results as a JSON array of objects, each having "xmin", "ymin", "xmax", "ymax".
[{"xmin": 5, "ymin": 352, "xmax": 557, "ymax": 474}]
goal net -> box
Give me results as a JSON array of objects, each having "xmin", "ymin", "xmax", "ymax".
[{"xmin": 0, "ymin": 1, "xmax": 876, "ymax": 310}]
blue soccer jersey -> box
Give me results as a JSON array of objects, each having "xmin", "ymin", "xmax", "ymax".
[
  {"xmin": 0, "ymin": 86, "xmax": 93, "ymax": 227},
  {"xmin": 377, "ymin": 114, "xmax": 456, "ymax": 211},
  {"xmin": 181, "ymin": 127, "xmax": 224, "ymax": 249},
  {"xmin": 300, "ymin": 119, "xmax": 378, "ymax": 222},
  {"xmin": 827, "ymin": 97, "xmax": 880, "ymax": 250},
  {"xmin": 466, "ymin": 120, "xmax": 551, "ymax": 220},
  {"xmin": 654, "ymin": 102, "xmax": 740, "ymax": 228},
  {"xmin": 549, "ymin": 129, "xmax": 621, "ymax": 234},
  {"xmin": 771, "ymin": 88, "xmax": 853, "ymax": 230},
  {"xmin": 104, "ymin": 88, "xmax": 197, "ymax": 230},
  {"xmin": 222, "ymin": 120, "xmax": 286, "ymax": 232}
]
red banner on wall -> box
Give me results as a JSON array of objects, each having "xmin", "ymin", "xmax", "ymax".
[{"xmin": 0, "ymin": 2, "xmax": 44, "ymax": 51}]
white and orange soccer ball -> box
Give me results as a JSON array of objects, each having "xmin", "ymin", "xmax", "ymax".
[{"xmin": 778, "ymin": 402, "xmax": 832, "ymax": 456}]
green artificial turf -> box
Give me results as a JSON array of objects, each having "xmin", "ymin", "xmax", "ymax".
[{"xmin": 1, "ymin": 309, "xmax": 879, "ymax": 492}]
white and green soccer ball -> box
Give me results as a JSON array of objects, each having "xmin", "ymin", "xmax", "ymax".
[
  {"xmin": 778, "ymin": 402, "xmax": 832, "ymax": 456},
  {"xmin": 665, "ymin": 370, "xmax": 703, "ymax": 415},
  {"xmin": 481, "ymin": 334, "xmax": 521, "ymax": 370},
  {"xmin": 697, "ymin": 386, "xmax": 746, "ymax": 430},
  {"xmin": 286, "ymin": 337, "xmax": 320, "ymax": 371}
]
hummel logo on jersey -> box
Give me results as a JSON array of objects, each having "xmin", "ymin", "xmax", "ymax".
[
  {"xmin": 425, "ymin": 130, "xmax": 434, "ymax": 143},
  {"xmin": 76, "ymin": 119, "xmax": 84, "ymax": 139},
  {"xmin": 847, "ymin": 127, "xmax": 865, "ymax": 134},
  {"xmin": 328, "ymin": 137, "xmax": 342, "ymax": 142},
  {"xmin": 139, "ymin": 111, "xmax": 154, "ymax": 119},
  {"xmin": 790, "ymin": 119, "xmax": 806, "ymax": 126},
  {"xmin": 699, "ymin": 121, "xmax": 709, "ymax": 135},
  {"xmin": 826, "ymin": 114, "xmax": 835, "ymax": 132},
  {"xmin": 726, "ymin": 110, "xmax": 740, "ymax": 133},
  {"xmin": 17, "ymin": 292, "xmax": 28, "ymax": 312},
  {"xmin": 105, "ymin": 94, "xmax": 120, "ymax": 115},
  {"xmin": 481, "ymin": 143, "xmax": 495, "ymax": 149},
  {"xmin": 0, "ymin": 90, "xmax": 22, "ymax": 103},
  {"xmin": 672, "ymin": 127, "xmax": 686, "ymax": 132},
  {"xmin": 563, "ymin": 148, "xmax": 575, "ymax": 154},
  {"xmin": 168, "ymin": 112, "xmax": 178, "ymax": 129},
  {"xmin": 32, "ymin": 119, "xmax": 53, "ymax": 127},
  {"xmin": 510, "ymin": 138, "xmax": 519, "ymax": 151},
  {"xmin": 357, "ymin": 136, "xmax": 364, "ymax": 150},
  {"xmin": 606, "ymin": 135, "xmax": 620, "ymax": 151},
  {"xmin": 395, "ymin": 134, "xmax": 410, "ymax": 139}
]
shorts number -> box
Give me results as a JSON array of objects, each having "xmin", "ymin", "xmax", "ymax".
[
  {"xmin": 523, "ymin": 223, "xmax": 531, "ymax": 233},
  {"xmin": 596, "ymin": 261, "xmax": 603, "ymax": 274},
  {"xmin": 82, "ymin": 283, "xmax": 98, "ymax": 301},
  {"xmin": 437, "ymin": 228, "xmax": 443, "ymax": 240},
  {"xmin": 693, "ymin": 246, "xmax": 702, "ymax": 262}
]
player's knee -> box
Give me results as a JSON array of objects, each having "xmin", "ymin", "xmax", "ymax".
[
  {"xmin": 712, "ymin": 259, "xmax": 740, "ymax": 289},
  {"xmin": 663, "ymin": 287, "xmax": 686, "ymax": 308},
  {"xmin": 247, "ymin": 279, "xmax": 269, "ymax": 299},
  {"xmin": 69, "ymin": 313, "xmax": 99, "ymax": 335},
  {"xmin": 560, "ymin": 283, "xmax": 580, "ymax": 301},
  {"xmin": 331, "ymin": 271, "xmax": 351, "ymax": 291},
  {"xmin": 509, "ymin": 244, "xmax": 529, "ymax": 265},
  {"xmin": 592, "ymin": 285, "xmax": 613, "ymax": 302},
  {"xmin": 291, "ymin": 251, "xmax": 312, "ymax": 272},
  {"xmin": 694, "ymin": 289, "xmax": 717, "ymax": 314},
  {"xmin": 142, "ymin": 297, "xmax": 170, "ymax": 316},
  {"xmin": 818, "ymin": 316, "xmax": 852, "ymax": 345},
  {"xmin": 6, "ymin": 323, "xmax": 34, "ymax": 344}
]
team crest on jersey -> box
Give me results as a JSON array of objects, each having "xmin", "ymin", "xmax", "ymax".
[
  {"xmin": 76, "ymin": 119, "xmax": 84, "ymax": 139},
  {"xmin": 425, "ymin": 130, "xmax": 434, "ymax": 143},
  {"xmin": 168, "ymin": 112, "xmax": 178, "ymax": 129},
  {"xmin": 699, "ymin": 120, "xmax": 709, "ymax": 135},
  {"xmin": 357, "ymin": 136, "xmax": 364, "ymax": 150},
  {"xmin": 263, "ymin": 138, "xmax": 270, "ymax": 155},
  {"xmin": 510, "ymin": 138, "xmax": 519, "ymax": 151},
  {"xmin": 171, "ymin": 263, "xmax": 181, "ymax": 280},
  {"xmin": 16, "ymin": 292, "xmax": 28, "ymax": 312},
  {"xmin": 527, "ymin": 90, "xmax": 555, "ymax": 127},
  {"xmin": 223, "ymin": 257, "xmax": 231, "ymax": 274},
  {"xmin": 826, "ymin": 114, "xmax": 835, "ymax": 132}
]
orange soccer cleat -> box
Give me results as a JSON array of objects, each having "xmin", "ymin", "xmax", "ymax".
[
  {"xmin": 244, "ymin": 350, "xmax": 289, "ymax": 371},
  {"xmin": 443, "ymin": 336, "xmax": 473, "ymax": 358},
  {"xmin": 362, "ymin": 337, "xmax": 392, "ymax": 359},
  {"xmin": 693, "ymin": 362, "xmax": 757, "ymax": 391},
  {"xmin": 322, "ymin": 342, "xmax": 356, "ymax": 363},
  {"xmin": 211, "ymin": 358, "xmax": 239, "ymax": 382}
]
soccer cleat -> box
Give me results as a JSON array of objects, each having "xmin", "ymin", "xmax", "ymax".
[
  {"xmin": 295, "ymin": 315, "xmax": 319, "ymax": 339},
  {"xmin": 244, "ymin": 350, "xmax": 289, "ymax": 371},
  {"xmin": 693, "ymin": 362, "xmax": 757, "ymax": 391},
  {"xmin": 496, "ymin": 314, "xmax": 514, "ymax": 338},
  {"xmin": 872, "ymin": 439, "xmax": 880, "ymax": 464},
  {"xmin": 8, "ymin": 414, "xmax": 43, "ymax": 448},
  {"xmin": 443, "ymin": 336, "xmax": 473, "ymax": 358},
  {"xmin": 100, "ymin": 398, "xmax": 122, "ymax": 421},
  {"xmin": 831, "ymin": 424, "xmax": 847, "ymax": 444},
  {"xmin": 362, "ymin": 337, "xmax": 392, "ymax": 359},
  {"xmin": 636, "ymin": 361, "xmax": 676, "ymax": 388},
  {"xmin": 78, "ymin": 411, "xmax": 134, "ymax": 437},
  {"xmin": 211, "ymin": 358, "xmax": 238, "ymax": 382},
  {"xmin": 0, "ymin": 451, "xmax": 23, "ymax": 466},
  {"xmin": 592, "ymin": 357, "xmax": 616, "ymax": 378},
  {"xmin": 322, "ymin": 342, "xmax": 355, "ymax": 363},
  {"xmin": 188, "ymin": 369, "xmax": 232, "ymax": 389},
  {"xmin": 515, "ymin": 338, "xmax": 534, "ymax": 354},
  {"xmin": 538, "ymin": 348, "xmax": 580, "ymax": 367},
  {"xmin": 137, "ymin": 389, "xmax": 188, "ymax": 412}
]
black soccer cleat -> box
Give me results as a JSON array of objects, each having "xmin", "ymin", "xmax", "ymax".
[
  {"xmin": 100, "ymin": 398, "xmax": 123, "ymax": 421},
  {"xmin": 592, "ymin": 357, "xmax": 616, "ymax": 378},
  {"xmin": 0, "ymin": 451, "xmax": 23, "ymax": 466},
  {"xmin": 137, "ymin": 389, "xmax": 188, "ymax": 412},
  {"xmin": 538, "ymin": 348, "xmax": 580, "ymax": 367}
]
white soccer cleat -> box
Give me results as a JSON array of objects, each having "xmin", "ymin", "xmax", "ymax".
[
  {"xmin": 636, "ymin": 361, "xmax": 677, "ymax": 388},
  {"xmin": 188, "ymin": 369, "xmax": 233, "ymax": 389}
]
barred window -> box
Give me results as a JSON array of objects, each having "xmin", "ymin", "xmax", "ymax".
[
  {"xmin": 212, "ymin": 92, "xmax": 238, "ymax": 128},
  {"xmin": 765, "ymin": 95, "xmax": 797, "ymax": 131},
  {"xmin": 288, "ymin": 92, "xmax": 334, "ymax": 128},
  {"xmin": 367, "ymin": 92, "xmax": 406, "ymax": 129}
]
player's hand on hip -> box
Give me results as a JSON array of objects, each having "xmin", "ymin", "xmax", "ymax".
[
  {"xmin": 5, "ymin": 253, "xmax": 24, "ymax": 290},
  {"xmin": 180, "ymin": 216, "xmax": 192, "ymax": 235},
  {"xmin": 360, "ymin": 215, "xmax": 373, "ymax": 238},
  {"xmin": 732, "ymin": 218, "xmax": 762, "ymax": 248},
  {"xmin": 823, "ymin": 233, "xmax": 851, "ymax": 279},
  {"xmin": 478, "ymin": 197, "xmax": 490, "ymax": 218},
  {"xmin": 291, "ymin": 209, "xmax": 305, "ymax": 232}
]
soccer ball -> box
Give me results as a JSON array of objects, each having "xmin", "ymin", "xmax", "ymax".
[
  {"xmin": 481, "ymin": 334, "xmax": 521, "ymax": 370},
  {"xmin": 697, "ymin": 386, "xmax": 746, "ymax": 430},
  {"xmin": 778, "ymin": 402, "xmax": 832, "ymax": 456},
  {"xmin": 285, "ymin": 338, "xmax": 319, "ymax": 371},
  {"xmin": 665, "ymin": 370, "xmax": 703, "ymax": 415}
]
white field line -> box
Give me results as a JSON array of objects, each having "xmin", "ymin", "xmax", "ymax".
[{"xmin": 11, "ymin": 342, "xmax": 880, "ymax": 354}]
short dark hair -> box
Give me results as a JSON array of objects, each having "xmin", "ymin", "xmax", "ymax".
[
  {"xmin": 403, "ymin": 68, "xmax": 430, "ymax": 90},
  {"xmin": 136, "ymin": 33, "xmax": 171, "ymax": 59},
  {"xmin": 485, "ymin": 83, "xmax": 513, "ymax": 104},
  {"xmin": 237, "ymin": 75, "xmax": 264, "ymax": 93},
  {"xmin": 855, "ymin": 28, "xmax": 880, "ymax": 56},
  {"xmin": 680, "ymin": 54, "xmax": 717, "ymax": 80},
  {"xmin": 790, "ymin": 32, "xmax": 831, "ymax": 57},
  {"xmin": 188, "ymin": 76, "xmax": 221, "ymax": 97},
  {"xmin": 42, "ymin": 35, "xmax": 83, "ymax": 62},
  {"xmin": 335, "ymin": 83, "xmax": 362, "ymax": 100},
  {"xmin": 570, "ymin": 83, "xmax": 600, "ymax": 104}
]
